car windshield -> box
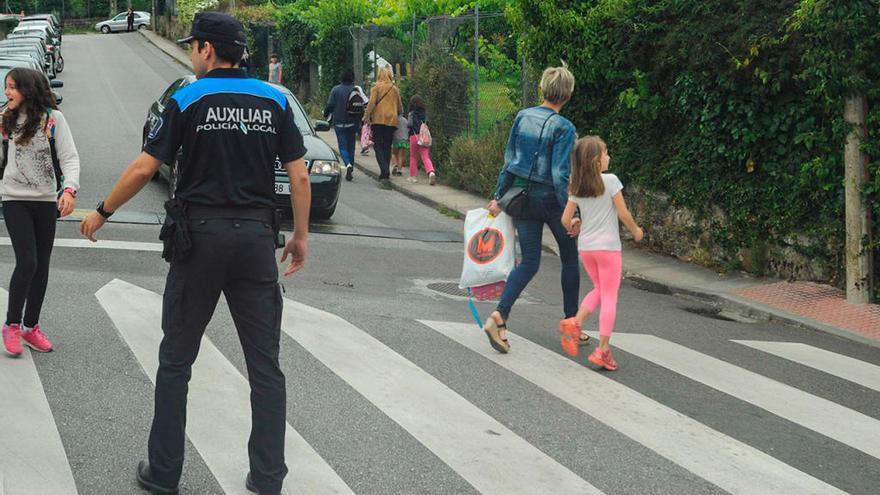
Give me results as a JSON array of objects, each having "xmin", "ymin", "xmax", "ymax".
[
  {"xmin": 283, "ymin": 95, "xmax": 313, "ymax": 136},
  {"xmin": 0, "ymin": 68, "xmax": 11, "ymax": 104}
]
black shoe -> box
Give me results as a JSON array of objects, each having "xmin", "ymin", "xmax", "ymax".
[
  {"xmin": 245, "ymin": 472, "xmax": 280, "ymax": 495},
  {"xmin": 345, "ymin": 165, "xmax": 353, "ymax": 181},
  {"xmin": 379, "ymin": 178, "xmax": 392, "ymax": 190},
  {"xmin": 136, "ymin": 461, "xmax": 179, "ymax": 494}
]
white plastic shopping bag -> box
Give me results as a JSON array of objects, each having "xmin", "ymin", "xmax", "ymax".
[{"xmin": 459, "ymin": 208, "xmax": 515, "ymax": 290}]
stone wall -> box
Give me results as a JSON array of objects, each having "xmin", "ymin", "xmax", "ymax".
[{"xmin": 625, "ymin": 184, "xmax": 844, "ymax": 285}]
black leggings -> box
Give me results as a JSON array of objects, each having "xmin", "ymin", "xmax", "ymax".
[
  {"xmin": 371, "ymin": 124, "xmax": 395, "ymax": 179},
  {"xmin": 3, "ymin": 201, "xmax": 57, "ymax": 327}
]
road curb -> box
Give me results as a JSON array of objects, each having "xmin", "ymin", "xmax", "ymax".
[
  {"xmin": 623, "ymin": 272, "xmax": 880, "ymax": 349},
  {"xmin": 139, "ymin": 29, "xmax": 192, "ymax": 71}
]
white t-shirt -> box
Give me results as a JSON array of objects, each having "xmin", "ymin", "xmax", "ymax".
[{"xmin": 569, "ymin": 173, "xmax": 624, "ymax": 251}]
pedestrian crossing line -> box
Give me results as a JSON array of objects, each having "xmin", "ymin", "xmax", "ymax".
[
  {"xmin": 732, "ymin": 340, "xmax": 880, "ymax": 393},
  {"xmin": 420, "ymin": 320, "xmax": 846, "ymax": 495},
  {"xmin": 280, "ymin": 300, "xmax": 604, "ymax": 495},
  {"xmin": 0, "ymin": 237, "xmax": 164, "ymax": 252},
  {"xmin": 598, "ymin": 332, "xmax": 880, "ymax": 460},
  {"xmin": 95, "ymin": 279, "xmax": 354, "ymax": 495},
  {"xmin": 0, "ymin": 289, "xmax": 78, "ymax": 495}
]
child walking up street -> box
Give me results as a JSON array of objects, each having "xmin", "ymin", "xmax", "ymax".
[
  {"xmin": 391, "ymin": 114, "xmax": 408, "ymax": 176},
  {"xmin": 559, "ymin": 136, "xmax": 643, "ymax": 370},
  {"xmin": 407, "ymin": 95, "xmax": 436, "ymax": 185}
]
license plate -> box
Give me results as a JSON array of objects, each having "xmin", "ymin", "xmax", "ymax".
[{"xmin": 274, "ymin": 182, "xmax": 290, "ymax": 195}]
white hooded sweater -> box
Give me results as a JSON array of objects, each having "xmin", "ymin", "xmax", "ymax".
[{"xmin": 0, "ymin": 110, "xmax": 80, "ymax": 202}]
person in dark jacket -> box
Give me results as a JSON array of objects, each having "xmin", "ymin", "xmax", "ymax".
[
  {"xmin": 324, "ymin": 69, "xmax": 365, "ymax": 181},
  {"xmin": 126, "ymin": 8, "xmax": 135, "ymax": 32},
  {"xmin": 407, "ymin": 95, "xmax": 435, "ymax": 185}
]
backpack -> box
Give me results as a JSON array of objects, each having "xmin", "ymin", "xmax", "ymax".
[
  {"xmin": 417, "ymin": 122, "xmax": 432, "ymax": 147},
  {"xmin": 0, "ymin": 109, "xmax": 63, "ymax": 192},
  {"xmin": 346, "ymin": 87, "xmax": 366, "ymax": 116}
]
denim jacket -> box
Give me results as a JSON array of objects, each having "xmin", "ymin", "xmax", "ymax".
[{"xmin": 494, "ymin": 106, "xmax": 576, "ymax": 209}]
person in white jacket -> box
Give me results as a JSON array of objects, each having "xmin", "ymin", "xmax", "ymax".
[{"xmin": 0, "ymin": 68, "xmax": 79, "ymax": 357}]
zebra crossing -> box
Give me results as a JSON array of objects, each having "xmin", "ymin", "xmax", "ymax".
[{"xmin": 1, "ymin": 279, "xmax": 878, "ymax": 494}]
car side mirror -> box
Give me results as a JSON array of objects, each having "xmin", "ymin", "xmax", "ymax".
[
  {"xmin": 51, "ymin": 79, "xmax": 63, "ymax": 88},
  {"xmin": 313, "ymin": 120, "xmax": 330, "ymax": 132}
]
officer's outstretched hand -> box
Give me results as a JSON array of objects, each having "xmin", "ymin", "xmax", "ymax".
[
  {"xmin": 281, "ymin": 237, "xmax": 307, "ymax": 276},
  {"xmin": 80, "ymin": 211, "xmax": 107, "ymax": 242}
]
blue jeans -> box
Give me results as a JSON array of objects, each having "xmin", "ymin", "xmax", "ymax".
[
  {"xmin": 334, "ymin": 125, "xmax": 357, "ymax": 166},
  {"xmin": 496, "ymin": 187, "xmax": 580, "ymax": 321}
]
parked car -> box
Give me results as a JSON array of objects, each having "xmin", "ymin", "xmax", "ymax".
[
  {"xmin": 21, "ymin": 14, "xmax": 62, "ymax": 37},
  {"xmin": 0, "ymin": 59, "xmax": 64, "ymax": 105},
  {"xmin": 6, "ymin": 30, "xmax": 62, "ymax": 72},
  {"xmin": 95, "ymin": 11, "xmax": 150, "ymax": 33},
  {"xmin": 0, "ymin": 44, "xmax": 53, "ymax": 77},
  {"xmin": 143, "ymin": 76, "xmax": 342, "ymax": 219},
  {"xmin": 15, "ymin": 21, "xmax": 60, "ymax": 44}
]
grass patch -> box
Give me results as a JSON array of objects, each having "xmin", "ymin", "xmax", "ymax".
[
  {"xmin": 436, "ymin": 204, "xmax": 464, "ymax": 220},
  {"xmin": 473, "ymin": 81, "xmax": 517, "ymax": 136}
]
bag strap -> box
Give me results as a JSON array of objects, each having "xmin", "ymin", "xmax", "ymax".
[
  {"xmin": 523, "ymin": 112, "xmax": 558, "ymax": 192},
  {"xmin": 44, "ymin": 109, "xmax": 62, "ymax": 192}
]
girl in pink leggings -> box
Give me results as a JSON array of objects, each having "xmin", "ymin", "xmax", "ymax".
[{"xmin": 559, "ymin": 136, "xmax": 643, "ymax": 370}]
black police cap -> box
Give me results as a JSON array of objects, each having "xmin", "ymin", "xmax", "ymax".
[{"xmin": 177, "ymin": 12, "xmax": 247, "ymax": 47}]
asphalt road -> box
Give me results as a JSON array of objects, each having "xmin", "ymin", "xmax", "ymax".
[{"xmin": 0, "ymin": 32, "xmax": 878, "ymax": 495}]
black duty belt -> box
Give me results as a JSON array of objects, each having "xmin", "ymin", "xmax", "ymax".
[{"xmin": 188, "ymin": 205, "xmax": 275, "ymax": 223}]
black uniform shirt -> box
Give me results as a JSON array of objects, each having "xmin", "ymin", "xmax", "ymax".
[{"xmin": 144, "ymin": 68, "xmax": 306, "ymax": 208}]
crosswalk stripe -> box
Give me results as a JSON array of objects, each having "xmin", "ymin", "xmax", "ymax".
[
  {"xmin": 602, "ymin": 332, "xmax": 880, "ymax": 460},
  {"xmin": 420, "ymin": 320, "xmax": 845, "ymax": 495},
  {"xmin": 281, "ymin": 300, "xmax": 603, "ymax": 495},
  {"xmin": 0, "ymin": 289, "xmax": 78, "ymax": 494},
  {"xmin": 0, "ymin": 237, "xmax": 164, "ymax": 252},
  {"xmin": 732, "ymin": 340, "xmax": 880, "ymax": 393},
  {"xmin": 96, "ymin": 279, "xmax": 353, "ymax": 495}
]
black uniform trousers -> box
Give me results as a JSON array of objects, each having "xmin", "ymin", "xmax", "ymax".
[{"xmin": 148, "ymin": 218, "xmax": 288, "ymax": 494}]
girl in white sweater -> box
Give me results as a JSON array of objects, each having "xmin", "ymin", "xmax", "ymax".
[{"xmin": 1, "ymin": 68, "xmax": 80, "ymax": 357}]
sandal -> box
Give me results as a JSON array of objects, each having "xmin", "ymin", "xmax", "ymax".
[
  {"xmin": 559, "ymin": 318, "xmax": 581, "ymax": 357},
  {"xmin": 484, "ymin": 318, "xmax": 510, "ymax": 354}
]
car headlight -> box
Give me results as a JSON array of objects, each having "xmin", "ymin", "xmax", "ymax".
[{"xmin": 310, "ymin": 160, "xmax": 340, "ymax": 176}]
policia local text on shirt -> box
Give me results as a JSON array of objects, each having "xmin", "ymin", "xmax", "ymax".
[{"xmin": 79, "ymin": 12, "xmax": 309, "ymax": 495}]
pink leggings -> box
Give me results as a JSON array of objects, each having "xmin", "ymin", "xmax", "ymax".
[
  {"xmin": 579, "ymin": 250, "xmax": 622, "ymax": 337},
  {"xmin": 409, "ymin": 135, "xmax": 435, "ymax": 176}
]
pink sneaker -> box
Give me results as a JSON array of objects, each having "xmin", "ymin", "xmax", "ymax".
[
  {"xmin": 588, "ymin": 347, "xmax": 618, "ymax": 371},
  {"xmin": 21, "ymin": 325, "xmax": 53, "ymax": 353},
  {"xmin": 559, "ymin": 318, "xmax": 581, "ymax": 357},
  {"xmin": 3, "ymin": 323, "xmax": 23, "ymax": 357}
]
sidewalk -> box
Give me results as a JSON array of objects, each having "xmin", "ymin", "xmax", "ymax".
[
  {"xmin": 322, "ymin": 131, "xmax": 880, "ymax": 348},
  {"xmin": 138, "ymin": 27, "xmax": 880, "ymax": 348}
]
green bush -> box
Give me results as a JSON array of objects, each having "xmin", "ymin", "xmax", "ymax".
[
  {"xmin": 445, "ymin": 121, "xmax": 511, "ymax": 197},
  {"xmin": 409, "ymin": 45, "xmax": 472, "ymax": 165},
  {"xmin": 509, "ymin": 0, "xmax": 879, "ymax": 295}
]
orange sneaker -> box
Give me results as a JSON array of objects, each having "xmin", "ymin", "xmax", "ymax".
[
  {"xmin": 559, "ymin": 318, "xmax": 580, "ymax": 357},
  {"xmin": 588, "ymin": 347, "xmax": 618, "ymax": 371}
]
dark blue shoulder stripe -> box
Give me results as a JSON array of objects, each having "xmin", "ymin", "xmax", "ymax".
[{"xmin": 172, "ymin": 79, "xmax": 288, "ymax": 112}]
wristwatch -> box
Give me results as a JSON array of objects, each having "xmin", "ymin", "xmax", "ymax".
[{"xmin": 96, "ymin": 201, "xmax": 114, "ymax": 219}]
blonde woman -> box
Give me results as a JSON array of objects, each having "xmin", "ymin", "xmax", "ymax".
[
  {"xmin": 483, "ymin": 65, "xmax": 579, "ymax": 354},
  {"xmin": 362, "ymin": 67, "xmax": 403, "ymax": 183}
]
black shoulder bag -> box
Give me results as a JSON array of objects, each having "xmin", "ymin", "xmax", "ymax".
[{"xmin": 497, "ymin": 113, "xmax": 556, "ymax": 218}]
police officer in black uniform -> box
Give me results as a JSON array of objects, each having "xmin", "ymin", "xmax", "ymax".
[{"xmin": 80, "ymin": 12, "xmax": 311, "ymax": 495}]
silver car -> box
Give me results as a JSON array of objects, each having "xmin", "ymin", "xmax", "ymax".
[{"xmin": 95, "ymin": 11, "xmax": 151, "ymax": 33}]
